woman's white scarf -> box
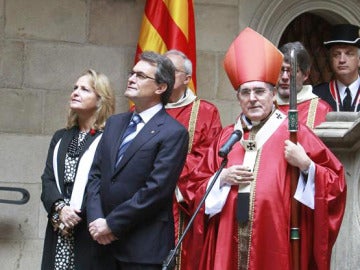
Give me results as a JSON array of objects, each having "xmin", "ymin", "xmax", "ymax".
[{"xmin": 52, "ymin": 134, "xmax": 102, "ymax": 209}]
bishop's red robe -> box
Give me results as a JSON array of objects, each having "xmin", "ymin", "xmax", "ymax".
[
  {"xmin": 197, "ymin": 116, "xmax": 346, "ymax": 270},
  {"xmin": 166, "ymin": 97, "xmax": 222, "ymax": 270}
]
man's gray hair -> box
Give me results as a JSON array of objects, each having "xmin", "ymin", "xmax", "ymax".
[{"xmin": 164, "ymin": 49, "xmax": 193, "ymax": 75}]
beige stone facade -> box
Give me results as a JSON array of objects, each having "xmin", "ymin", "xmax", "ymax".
[{"xmin": 0, "ymin": 0, "xmax": 359, "ymax": 269}]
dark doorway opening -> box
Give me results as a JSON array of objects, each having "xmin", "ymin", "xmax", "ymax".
[{"xmin": 278, "ymin": 13, "xmax": 334, "ymax": 86}]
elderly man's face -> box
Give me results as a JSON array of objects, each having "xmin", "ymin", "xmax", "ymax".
[{"xmin": 237, "ymin": 81, "xmax": 275, "ymax": 122}]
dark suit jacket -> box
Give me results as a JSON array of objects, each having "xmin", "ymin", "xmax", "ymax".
[
  {"xmin": 313, "ymin": 82, "xmax": 360, "ymax": 112},
  {"xmin": 41, "ymin": 127, "xmax": 102, "ymax": 270},
  {"xmin": 86, "ymin": 107, "xmax": 189, "ymax": 265}
]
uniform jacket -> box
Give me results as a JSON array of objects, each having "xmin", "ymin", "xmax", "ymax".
[{"xmin": 313, "ymin": 81, "xmax": 360, "ymax": 112}]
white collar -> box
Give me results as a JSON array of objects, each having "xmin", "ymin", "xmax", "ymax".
[
  {"xmin": 136, "ymin": 103, "xmax": 162, "ymax": 124},
  {"xmin": 165, "ymin": 88, "xmax": 197, "ymax": 108},
  {"xmin": 337, "ymin": 76, "xmax": 360, "ymax": 100},
  {"xmin": 276, "ymin": 85, "xmax": 318, "ymax": 105}
]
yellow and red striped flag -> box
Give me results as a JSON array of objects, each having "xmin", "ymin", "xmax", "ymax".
[{"xmin": 135, "ymin": 0, "xmax": 197, "ymax": 92}]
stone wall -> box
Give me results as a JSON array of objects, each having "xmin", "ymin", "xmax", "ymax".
[
  {"xmin": 314, "ymin": 113, "xmax": 360, "ymax": 270},
  {"xmin": 0, "ymin": 1, "xmax": 239, "ymax": 268},
  {"xmin": 0, "ymin": 0, "xmax": 359, "ymax": 269}
]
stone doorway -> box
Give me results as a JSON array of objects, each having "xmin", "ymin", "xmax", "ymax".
[{"xmin": 278, "ymin": 13, "xmax": 333, "ymax": 86}]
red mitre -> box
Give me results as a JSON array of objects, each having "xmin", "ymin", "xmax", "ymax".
[{"xmin": 224, "ymin": 27, "xmax": 283, "ymax": 90}]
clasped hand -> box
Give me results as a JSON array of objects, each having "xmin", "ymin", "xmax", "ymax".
[
  {"xmin": 89, "ymin": 218, "xmax": 117, "ymax": 245},
  {"xmin": 59, "ymin": 205, "xmax": 82, "ymax": 229}
]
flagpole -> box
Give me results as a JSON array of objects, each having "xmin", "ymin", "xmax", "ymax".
[{"xmin": 289, "ymin": 48, "xmax": 300, "ymax": 270}]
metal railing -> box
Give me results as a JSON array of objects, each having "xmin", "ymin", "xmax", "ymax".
[{"xmin": 0, "ymin": 186, "xmax": 30, "ymax": 205}]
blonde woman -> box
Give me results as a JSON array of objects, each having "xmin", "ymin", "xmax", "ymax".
[{"xmin": 41, "ymin": 69, "xmax": 115, "ymax": 269}]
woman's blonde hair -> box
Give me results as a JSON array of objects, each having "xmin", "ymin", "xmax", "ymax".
[{"xmin": 66, "ymin": 69, "xmax": 115, "ymax": 130}]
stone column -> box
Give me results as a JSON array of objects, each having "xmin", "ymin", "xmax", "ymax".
[{"xmin": 314, "ymin": 112, "xmax": 360, "ymax": 270}]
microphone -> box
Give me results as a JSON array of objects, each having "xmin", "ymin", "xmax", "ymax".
[{"xmin": 218, "ymin": 130, "xmax": 242, "ymax": 158}]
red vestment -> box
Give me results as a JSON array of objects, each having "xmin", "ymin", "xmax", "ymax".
[
  {"xmin": 166, "ymin": 98, "xmax": 222, "ymax": 270},
  {"xmin": 278, "ymin": 98, "xmax": 332, "ymax": 129},
  {"xmin": 276, "ymin": 85, "xmax": 332, "ymax": 129},
  {"xmin": 198, "ymin": 119, "xmax": 346, "ymax": 270}
]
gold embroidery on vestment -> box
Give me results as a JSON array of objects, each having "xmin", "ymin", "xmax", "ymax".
[{"xmin": 306, "ymin": 98, "xmax": 319, "ymax": 129}]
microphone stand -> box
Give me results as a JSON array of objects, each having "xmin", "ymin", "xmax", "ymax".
[{"xmin": 162, "ymin": 157, "xmax": 229, "ymax": 270}]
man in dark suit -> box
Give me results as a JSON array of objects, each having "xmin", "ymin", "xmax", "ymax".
[
  {"xmin": 313, "ymin": 24, "xmax": 360, "ymax": 112},
  {"xmin": 86, "ymin": 51, "xmax": 189, "ymax": 270}
]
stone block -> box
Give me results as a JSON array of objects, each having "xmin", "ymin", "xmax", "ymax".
[
  {"xmin": 315, "ymin": 112, "xmax": 360, "ymax": 151},
  {"xmin": 0, "ymin": 41, "xmax": 24, "ymax": 88},
  {"xmin": 0, "ymin": 133, "xmax": 50, "ymax": 182},
  {"xmin": 313, "ymin": 114, "xmax": 360, "ymax": 270},
  {"xmin": 115, "ymin": 92, "xmax": 130, "ymax": 114},
  {"xmin": 5, "ymin": 0, "xmax": 86, "ymax": 42},
  {"xmin": 195, "ymin": 0, "xmax": 238, "ymax": 5},
  {"xmin": 0, "ymin": 88, "xmax": 43, "ymax": 134},
  {"xmin": 24, "ymin": 43, "xmax": 132, "ymax": 93},
  {"xmin": 43, "ymin": 90, "xmax": 71, "ymax": 135},
  {"xmin": 0, "ymin": 183, "xmax": 41, "ymax": 239},
  {"xmin": 212, "ymin": 99, "xmax": 240, "ymax": 126},
  {"xmin": 0, "ymin": 0, "xmax": 4, "ymax": 38},
  {"xmin": 196, "ymin": 51, "xmax": 217, "ymax": 100},
  {"xmin": 195, "ymin": 4, "xmax": 239, "ymax": 51},
  {"xmin": 89, "ymin": 0, "xmax": 145, "ymax": 47},
  {"xmin": 24, "ymin": 43, "xmax": 88, "ymax": 91},
  {"xmin": 38, "ymin": 205, "xmax": 47, "ymax": 239},
  {"xmin": 217, "ymin": 60, "xmax": 236, "ymax": 100},
  {"xmin": 0, "ymin": 239, "xmax": 43, "ymax": 270}
]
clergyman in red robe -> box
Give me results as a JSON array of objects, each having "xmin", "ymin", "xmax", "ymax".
[
  {"xmin": 164, "ymin": 50, "xmax": 222, "ymax": 270},
  {"xmin": 276, "ymin": 41, "xmax": 332, "ymax": 129},
  {"xmin": 196, "ymin": 28, "xmax": 346, "ymax": 270}
]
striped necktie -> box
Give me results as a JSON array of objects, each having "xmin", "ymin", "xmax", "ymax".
[
  {"xmin": 115, "ymin": 114, "xmax": 142, "ymax": 167},
  {"xmin": 342, "ymin": 87, "xmax": 352, "ymax": 111}
]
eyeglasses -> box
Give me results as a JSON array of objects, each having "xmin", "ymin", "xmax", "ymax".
[
  {"xmin": 175, "ymin": 68, "xmax": 187, "ymax": 74},
  {"xmin": 128, "ymin": 71, "xmax": 156, "ymax": 81},
  {"xmin": 280, "ymin": 67, "xmax": 291, "ymax": 75},
  {"xmin": 280, "ymin": 67, "xmax": 301, "ymax": 75},
  {"xmin": 238, "ymin": 87, "xmax": 269, "ymax": 98}
]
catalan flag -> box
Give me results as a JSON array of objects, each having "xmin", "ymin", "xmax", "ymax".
[{"xmin": 135, "ymin": 0, "xmax": 197, "ymax": 92}]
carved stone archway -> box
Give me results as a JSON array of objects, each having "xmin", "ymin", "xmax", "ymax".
[
  {"xmin": 278, "ymin": 13, "xmax": 332, "ymax": 85},
  {"xmin": 249, "ymin": 0, "xmax": 360, "ymax": 45}
]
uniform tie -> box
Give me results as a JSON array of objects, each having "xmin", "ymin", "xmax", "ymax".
[
  {"xmin": 343, "ymin": 87, "xmax": 352, "ymax": 111},
  {"xmin": 115, "ymin": 114, "xmax": 142, "ymax": 167}
]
